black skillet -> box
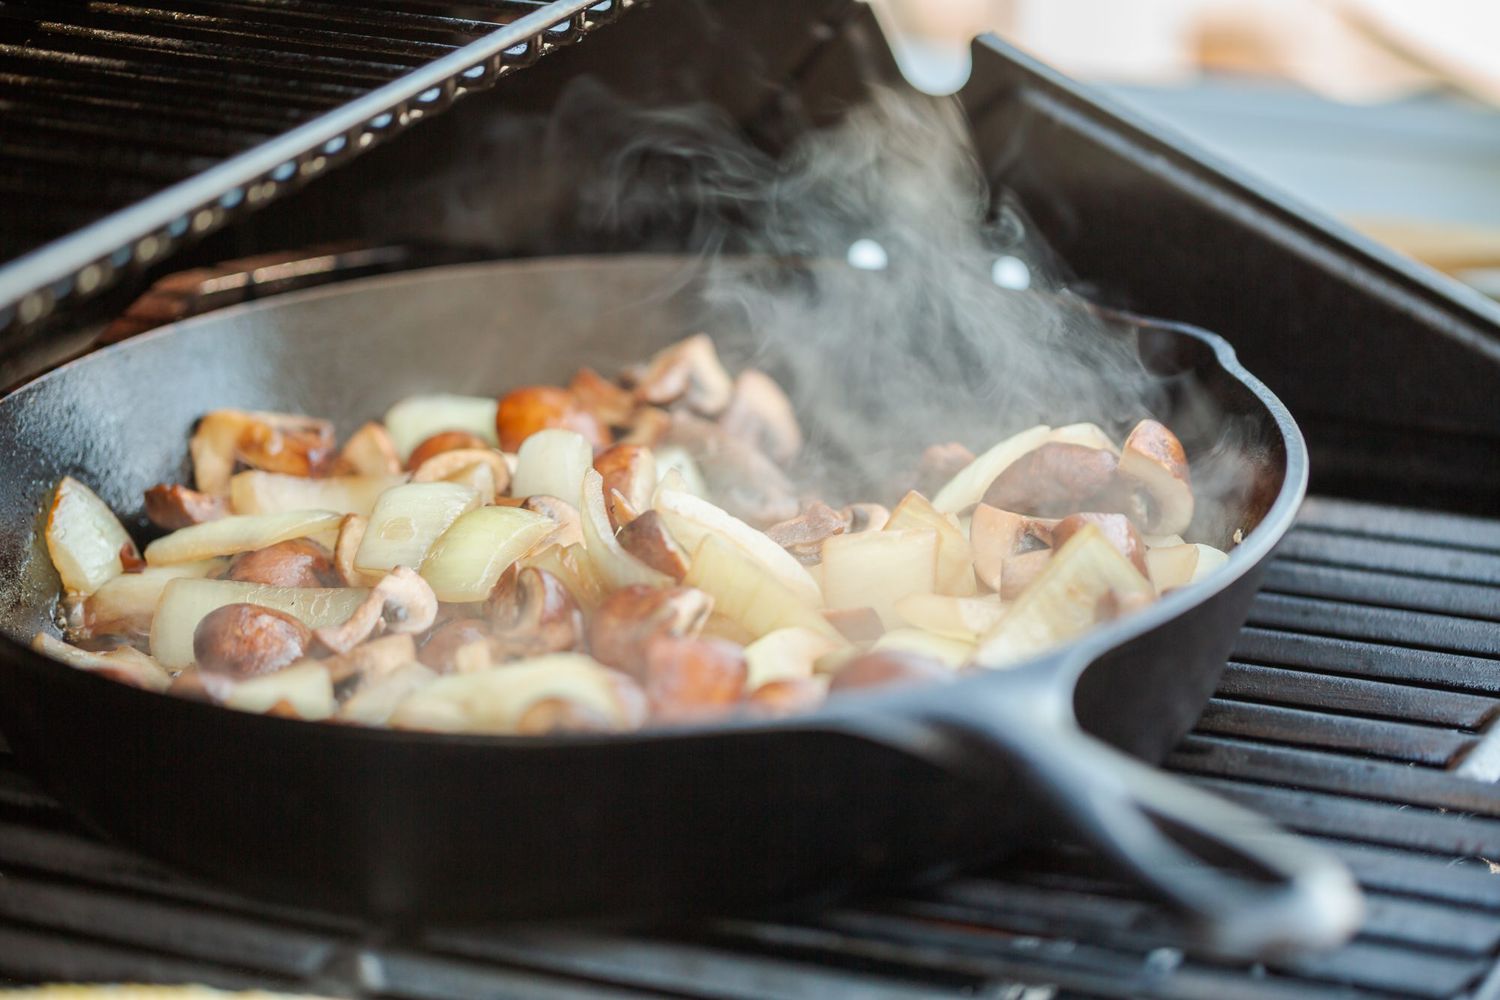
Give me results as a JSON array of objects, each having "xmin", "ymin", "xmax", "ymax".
[{"xmin": 0, "ymin": 255, "xmax": 1361, "ymax": 958}]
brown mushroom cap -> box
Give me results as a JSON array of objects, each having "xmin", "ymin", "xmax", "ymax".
[
  {"xmin": 522, "ymin": 495, "xmax": 584, "ymax": 549},
  {"xmin": 226, "ymin": 538, "xmax": 338, "ymax": 589},
  {"xmin": 587, "ymin": 584, "xmax": 714, "ymax": 676},
  {"xmin": 841, "ymin": 503, "xmax": 891, "ymax": 534},
  {"xmin": 193, "ymin": 603, "xmax": 311, "ymax": 678},
  {"xmin": 746, "ymin": 676, "xmax": 828, "ymax": 717},
  {"xmin": 980, "ymin": 442, "xmax": 1119, "ymax": 517},
  {"xmin": 615, "ymin": 510, "xmax": 691, "ymax": 581},
  {"xmin": 313, "ymin": 566, "xmax": 438, "ymax": 654},
  {"xmin": 417, "ymin": 618, "xmax": 494, "ymax": 674},
  {"xmin": 641, "ymin": 634, "xmax": 748, "ymax": 722},
  {"xmin": 407, "ymin": 430, "xmax": 491, "ymax": 471},
  {"xmin": 593, "ymin": 443, "xmax": 656, "ymax": 518},
  {"xmin": 912, "ymin": 442, "xmax": 977, "ymax": 498},
  {"xmin": 1052, "ymin": 513, "xmax": 1148, "ymax": 577},
  {"xmin": 717, "ymin": 369, "xmax": 803, "ymax": 465},
  {"xmin": 334, "ymin": 421, "xmax": 403, "ymax": 477},
  {"xmin": 236, "ymin": 413, "xmax": 337, "ymax": 478},
  {"xmin": 664, "ymin": 412, "xmax": 798, "ymax": 527},
  {"xmin": 766, "ymin": 502, "xmax": 846, "ymax": 564},
  {"xmin": 569, "ymin": 367, "xmax": 637, "ymax": 427},
  {"xmin": 633, "ymin": 334, "xmax": 734, "ymax": 417},
  {"xmin": 1116, "ymin": 419, "xmax": 1194, "ymax": 535},
  {"xmin": 144, "ymin": 483, "xmax": 227, "ymax": 531},
  {"xmin": 828, "ymin": 649, "xmax": 952, "ymax": 693},
  {"xmin": 486, "ymin": 566, "xmax": 586, "ymax": 660},
  {"xmin": 495, "ymin": 386, "xmax": 607, "ymax": 453}
]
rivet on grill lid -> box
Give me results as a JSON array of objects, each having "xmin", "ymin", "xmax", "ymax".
[
  {"xmin": 219, "ymin": 189, "xmax": 244, "ymax": 209},
  {"xmin": 417, "ymin": 87, "xmax": 441, "ymax": 104},
  {"xmin": 272, "ymin": 162, "xmax": 297, "ymax": 182},
  {"xmin": 369, "ymin": 112, "xmax": 394, "ymax": 130},
  {"xmin": 323, "ymin": 136, "xmax": 347, "ymax": 156},
  {"xmin": 462, "ymin": 64, "xmax": 486, "ymax": 80},
  {"xmin": 77, "ymin": 266, "xmax": 102, "ymax": 295}
]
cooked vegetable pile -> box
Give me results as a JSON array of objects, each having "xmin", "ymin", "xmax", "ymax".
[{"xmin": 36, "ymin": 334, "xmax": 1230, "ymax": 734}]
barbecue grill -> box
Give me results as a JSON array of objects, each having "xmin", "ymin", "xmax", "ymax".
[{"xmin": 2, "ymin": 1, "xmax": 1500, "ymax": 998}]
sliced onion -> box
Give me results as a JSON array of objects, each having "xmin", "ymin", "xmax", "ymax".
[
  {"xmin": 230, "ymin": 471, "xmax": 404, "ymax": 517},
  {"xmin": 653, "ymin": 444, "xmax": 708, "ymax": 498},
  {"xmin": 510, "ymin": 429, "xmax": 593, "ymax": 503},
  {"xmin": 388, "ymin": 653, "xmax": 639, "ymax": 734},
  {"xmin": 224, "ymin": 661, "xmax": 335, "ymax": 719},
  {"xmin": 887, "ymin": 490, "xmax": 977, "ymax": 596},
  {"xmin": 339, "ymin": 662, "xmax": 438, "ymax": 726},
  {"xmin": 520, "ymin": 542, "xmax": 606, "ymax": 612},
  {"xmin": 821, "ymin": 528, "xmax": 938, "ymax": 629},
  {"xmin": 931, "ymin": 425, "xmax": 1051, "ymax": 514},
  {"xmin": 893, "ymin": 593, "xmax": 1005, "ymax": 640},
  {"xmin": 1146, "ymin": 542, "xmax": 1228, "ymax": 592},
  {"xmin": 683, "ymin": 535, "xmax": 841, "ymax": 642},
  {"xmin": 31, "ymin": 633, "xmax": 171, "ymax": 692},
  {"xmin": 871, "ymin": 628, "xmax": 973, "ymax": 667},
  {"xmin": 419, "ymin": 506, "xmax": 554, "ymax": 603},
  {"xmin": 84, "ymin": 559, "xmax": 227, "ymax": 637},
  {"xmin": 653, "ymin": 487, "xmax": 822, "ymax": 606},
  {"xmin": 144, "ymin": 509, "xmax": 342, "ymax": 566},
  {"xmin": 383, "ymin": 394, "xmax": 499, "ymax": 460},
  {"xmin": 580, "ymin": 469, "xmax": 671, "ymax": 591},
  {"xmin": 45, "ymin": 477, "xmax": 137, "ymax": 596},
  {"xmin": 743, "ymin": 626, "xmax": 844, "ymax": 689},
  {"xmin": 150, "ymin": 578, "xmax": 369, "ymax": 669},
  {"xmin": 354, "ymin": 482, "xmax": 479, "ymax": 576},
  {"xmin": 1047, "ymin": 422, "xmax": 1120, "ymax": 455},
  {"xmin": 974, "ymin": 524, "xmax": 1155, "ymax": 668}
]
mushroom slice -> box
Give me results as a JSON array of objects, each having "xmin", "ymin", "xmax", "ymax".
[
  {"xmin": 411, "ymin": 448, "xmax": 511, "ymax": 499},
  {"xmin": 887, "ymin": 491, "xmax": 977, "ymax": 596},
  {"xmin": 932, "ymin": 424, "xmax": 1051, "ymax": 514},
  {"xmin": 336, "ymin": 421, "xmax": 403, "ymax": 476},
  {"xmin": 194, "ymin": 603, "xmax": 312, "ymax": 678},
  {"xmin": 570, "ymin": 366, "xmax": 637, "ymax": 427},
  {"xmin": 495, "ymin": 386, "xmax": 607, "ymax": 453},
  {"xmin": 383, "ymin": 393, "xmax": 499, "ymax": 460},
  {"xmin": 150, "ymin": 578, "xmax": 369, "ymax": 670},
  {"xmin": 339, "ymin": 662, "xmax": 438, "ymax": 726},
  {"xmin": 388, "ymin": 654, "xmax": 646, "ymax": 734},
  {"xmin": 743, "ymin": 626, "xmax": 844, "ymax": 689},
  {"xmin": 653, "ymin": 486, "xmax": 822, "ymax": 606},
  {"xmin": 842, "ymin": 503, "xmax": 891, "ymax": 534},
  {"xmin": 1146, "ymin": 542, "xmax": 1229, "ymax": 592},
  {"xmin": 765, "ymin": 502, "xmax": 846, "ymax": 565},
  {"xmin": 510, "ymin": 428, "xmax": 594, "ymax": 505},
  {"xmin": 974, "ymin": 524, "xmax": 1155, "ymax": 668},
  {"xmin": 641, "ymin": 634, "xmax": 748, "ymax": 723},
  {"xmin": 821, "ymin": 529, "xmax": 938, "ymax": 629},
  {"xmin": 145, "ymin": 510, "xmax": 342, "ymax": 567},
  {"xmin": 580, "ymin": 469, "xmax": 673, "ymax": 591},
  {"xmin": 522, "ymin": 495, "xmax": 583, "ymax": 549},
  {"xmin": 486, "ymin": 566, "xmax": 586, "ymax": 661},
  {"xmin": 354, "ymin": 482, "xmax": 479, "ymax": 577},
  {"xmin": 894, "ymin": 593, "xmax": 1006, "ymax": 641},
  {"xmin": 1052, "ymin": 513, "xmax": 1148, "ymax": 577},
  {"xmin": 229, "ymin": 471, "xmax": 405, "ymax": 518},
  {"xmin": 594, "ymin": 443, "xmax": 658, "ymax": 520},
  {"xmin": 616, "ymin": 510, "xmax": 691, "ymax": 581},
  {"xmin": 685, "ymin": 536, "xmax": 842, "ymax": 643},
  {"xmin": 81, "ymin": 559, "xmax": 226, "ymax": 640},
  {"xmin": 191, "ymin": 410, "xmax": 336, "ymax": 494},
  {"xmin": 31, "ymin": 633, "xmax": 170, "ymax": 692},
  {"xmin": 717, "ymin": 368, "xmax": 803, "ymax": 465},
  {"xmin": 1117, "ymin": 419, "xmax": 1194, "ymax": 535},
  {"xmin": 225, "ymin": 660, "xmax": 335, "ymax": 720},
  {"xmin": 314, "ymin": 567, "xmax": 438, "ymax": 654},
  {"xmin": 417, "ymin": 506, "xmax": 553, "ymax": 604},
  {"xmin": 912, "ymin": 442, "xmax": 976, "ymax": 497},
  {"xmin": 45, "ymin": 477, "xmax": 139, "ymax": 596},
  {"xmin": 746, "ymin": 676, "xmax": 830, "ymax": 717},
  {"xmin": 407, "ymin": 430, "xmax": 492, "ymax": 472},
  {"xmin": 333, "ymin": 514, "xmax": 382, "ymax": 587},
  {"xmin": 980, "ymin": 443, "xmax": 1119, "ymax": 518},
  {"xmin": 634, "ymin": 334, "xmax": 734, "ymax": 416},
  {"xmin": 969, "ymin": 504, "xmax": 1052, "ymax": 593},
  {"xmin": 587, "ymin": 583, "xmax": 714, "ymax": 676},
  {"xmin": 144, "ymin": 484, "xmax": 227, "ymax": 531},
  {"xmin": 520, "ymin": 542, "xmax": 605, "ymax": 613},
  {"xmin": 619, "ymin": 406, "xmax": 673, "ymax": 448},
  {"xmin": 322, "ymin": 633, "xmax": 419, "ymax": 686},
  {"xmin": 227, "ymin": 538, "xmax": 338, "ymax": 588}
]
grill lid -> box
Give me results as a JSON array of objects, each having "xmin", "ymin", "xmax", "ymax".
[{"xmin": 0, "ymin": 0, "xmax": 638, "ymax": 343}]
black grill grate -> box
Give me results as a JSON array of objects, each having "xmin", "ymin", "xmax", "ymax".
[
  {"xmin": 2, "ymin": 495, "xmax": 1499, "ymax": 999},
  {"xmin": 0, "ymin": 0, "xmax": 637, "ymax": 340}
]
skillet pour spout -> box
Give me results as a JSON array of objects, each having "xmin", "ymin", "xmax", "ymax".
[{"xmin": 0, "ymin": 256, "xmax": 1357, "ymax": 956}]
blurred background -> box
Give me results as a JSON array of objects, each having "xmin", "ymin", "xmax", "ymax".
[{"xmin": 989, "ymin": 0, "xmax": 1500, "ymax": 297}]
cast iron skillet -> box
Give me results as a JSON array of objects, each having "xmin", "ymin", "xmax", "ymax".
[{"xmin": 0, "ymin": 256, "xmax": 1361, "ymax": 958}]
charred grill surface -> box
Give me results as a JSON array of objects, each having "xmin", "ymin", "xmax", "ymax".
[{"xmin": 0, "ymin": 496, "xmax": 1496, "ymax": 998}]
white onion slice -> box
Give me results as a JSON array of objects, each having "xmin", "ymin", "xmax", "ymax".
[
  {"xmin": 653, "ymin": 487, "xmax": 822, "ymax": 606},
  {"xmin": 354, "ymin": 482, "xmax": 478, "ymax": 576},
  {"xmin": 85, "ymin": 559, "xmax": 226, "ymax": 636},
  {"xmin": 389, "ymin": 653, "xmax": 636, "ymax": 734},
  {"xmin": 45, "ymin": 477, "xmax": 137, "ymax": 596},
  {"xmin": 887, "ymin": 490, "xmax": 976, "ymax": 596},
  {"xmin": 383, "ymin": 394, "xmax": 499, "ymax": 460},
  {"xmin": 419, "ymin": 505, "xmax": 554, "ymax": 603},
  {"xmin": 932, "ymin": 425, "xmax": 1051, "ymax": 513},
  {"xmin": 150, "ymin": 579, "xmax": 369, "ymax": 669},
  {"xmin": 821, "ymin": 528, "xmax": 938, "ymax": 629},
  {"xmin": 743, "ymin": 627, "xmax": 844, "ymax": 689},
  {"xmin": 871, "ymin": 627, "xmax": 973, "ymax": 667},
  {"xmin": 683, "ymin": 536, "xmax": 841, "ymax": 642},
  {"xmin": 224, "ymin": 661, "xmax": 335, "ymax": 719},
  {"xmin": 230, "ymin": 471, "xmax": 404, "ymax": 517},
  {"xmin": 144, "ymin": 510, "xmax": 342, "ymax": 566},
  {"xmin": 510, "ymin": 429, "xmax": 594, "ymax": 503},
  {"xmin": 579, "ymin": 469, "xmax": 671, "ymax": 591},
  {"xmin": 31, "ymin": 633, "xmax": 171, "ymax": 692}
]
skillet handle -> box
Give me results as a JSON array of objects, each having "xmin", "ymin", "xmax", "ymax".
[{"xmin": 849, "ymin": 677, "xmax": 1364, "ymax": 959}]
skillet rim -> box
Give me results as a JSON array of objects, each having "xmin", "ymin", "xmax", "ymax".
[{"xmin": 0, "ymin": 255, "xmax": 1309, "ymax": 748}]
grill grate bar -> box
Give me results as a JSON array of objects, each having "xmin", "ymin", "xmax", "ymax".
[
  {"xmin": 1195, "ymin": 698, "xmax": 1473, "ymax": 765},
  {"xmin": 1297, "ymin": 498, "xmax": 1500, "ymax": 552},
  {"xmin": 1232, "ymin": 628, "xmax": 1500, "ymax": 695},
  {"xmin": 1216, "ymin": 662, "xmax": 1498, "ymax": 728},
  {"xmin": 1276, "ymin": 530, "xmax": 1500, "ymax": 586},
  {"xmin": 1246, "ymin": 594, "xmax": 1500, "ymax": 658},
  {"xmin": 1261, "ymin": 560, "xmax": 1500, "ymax": 621}
]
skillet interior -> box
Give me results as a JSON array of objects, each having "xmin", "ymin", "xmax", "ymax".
[{"xmin": 0, "ymin": 255, "xmax": 1295, "ymax": 919}]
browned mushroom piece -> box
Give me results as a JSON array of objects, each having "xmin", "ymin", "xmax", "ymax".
[
  {"xmin": 616, "ymin": 510, "xmax": 691, "ymax": 581},
  {"xmin": 746, "ymin": 677, "xmax": 829, "ymax": 717},
  {"xmin": 593, "ymin": 443, "xmax": 656, "ymax": 517},
  {"xmin": 417, "ymin": 617, "xmax": 494, "ymax": 674},
  {"xmin": 980, "ymin": 442, "xmax": 1119, "ymax": 517},
  {"xmin": 587, "ymin": 584, "xmax": 714, "ymax": 676},
  {"xmin": 569, "ymin": 367, "xmax": 637, "ymax": 427},
  {"xmin": 495, "ymin": 385, "xmax": 607, "ymax": 452},
  {"xmin": 912, "ymin": 442, "xmax": 976, "ymax": 497},
  {"xmin": 664, "ymin": 412, "xmax": 799, "ymax": 527},
  {"xmin": 335, "ymin": 421, "xmax": 402, "ymax": 476},
  {"xmin": 828, "ymin": 649, "xmax": 953, "ymax": 693},
  {"xmin": 522, "ymin": 495, "xmax": 583, "ymax": 549},
  {"xmin": 640, "ymin": 634, "xmax": 748, "ymax": 722},
  {"xmin": 322, "ymin": 633, "xmax": 419, "ymax": 686},
  {"xmin": 407, "ymin": 430, "xmax": 491, "ymax": 471},
  {"xmin": 1052, "ymin": 513, "xmax": 1149, "ymax": 577},
  {"xmin": 226, "ymin": 538, "xmax": 338, "ymax": 588},
  {"xmin": 999, "ymin": 548, "xmax": 1053, "ymax": 600},
  {"xmin": 1116, "ymin": 419, "xmax": 1194, "ymax": 535},
  {"xmin": 193, "ymin": 603, "xmax": 312, "ymax": 678},
  {"xmin": 332, "ymin": 514, "xmax": 370, "ymax": 587},
  {"xmin": 606, "ymin": 487, "xmax": 641, "ymax": 531},
  {"xmin": 144, "ymin": 483, "xmax": 227, "ymax": 531},
  {"xmin": 486, "ymin": 566, "xmax": 586, "ymax": 661},
  {"xmin": 633, "ymin": 334, "xmax": 734, "ymax": 417},
  {"xmin": 410, "ymin": 447, "xmax": 511, "ymax": 497},
  {"xmin": 822, "ymin": 606, "xmax": 885, "ymax": 643},
  {"xmin": 841, "ymin": 503, "xmax": 891, "ymax": 534},
  {"xmin": 969, "ymin": 504, "xmax": 1052, "ymax": 593},
  {"xmin": 313, "ymin": 566, "xmax": 438, "ymax": 655},
  {"xmin": 717, "ymin": 369, "xmax": 803, "ymax": 465},
  {"xmin": 617, "ymin": 406, "xmax": 672, "ymax": 447},
  {"xmin": 515, "ymin": 669, "xmax": 650, "ymax": 735},
  {"xmin": 765, "ymin": 501, "xmax": 846, "ymax": 565},
  {"xmin": 236, "ymin": 412, "xmax": 337, "ymax": 478}
]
